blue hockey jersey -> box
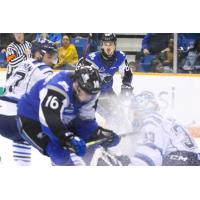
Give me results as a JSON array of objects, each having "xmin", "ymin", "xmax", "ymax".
[
  {"xmin": 85, "ymin": 50, "xmax": 132, "ymax": 93},
  {"xmin": 17, "ymin": 71, "xmax": 99, "ymax": 143}
]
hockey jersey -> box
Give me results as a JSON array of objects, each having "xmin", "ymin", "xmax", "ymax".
[
  {"xmin": 17, "ymin": 71, "xmax": 99, "ymax": 143},
  {"xmin": 129, "ymin": 112, "xmax": 200, "ymax": 166},
  {"xmin": 4, "ymin": 58, "xmax": 53, "ymax": 100},
  {"xmin": 0, "ymin": 59, "xmax": 53, "ymax": 116},
  {"xmin": 85, "ymin": 50, "xmax": 132, "ymax": 93}
]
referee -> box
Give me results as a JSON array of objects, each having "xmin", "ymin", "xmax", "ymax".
[
  {"xmin": 5, "ymin": 33, "xmax": 32, "ymax": 165},
  {"xmin": 6, "ymin": 33, "xmax": 32, "ymax": 79}
]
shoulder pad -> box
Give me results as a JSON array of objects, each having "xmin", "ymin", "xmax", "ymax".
[{"xmin": 115, "ymin": 50, "xmax": 126, "ymax": 59}]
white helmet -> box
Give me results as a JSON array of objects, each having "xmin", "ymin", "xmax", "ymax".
[{"xmin": 131, "ymin": 91, "xmax": 159, "ymax": 114}]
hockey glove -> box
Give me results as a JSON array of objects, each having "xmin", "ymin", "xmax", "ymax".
[
  {"xmin": 120, "ymin": 84, "xmax": 133, "ymax": 97},
  {"xmin": 93, "ymin": 127, "xmax": 121, "ymax": 148},
  {"xmin": 59, "ymin": 132, "xmax": 86, "ymax": 157},
  {"xmin": 46, "ymin": 141, "xmax": 71, "ymax": 166}
]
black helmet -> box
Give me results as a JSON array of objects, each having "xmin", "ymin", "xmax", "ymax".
[
  {"xmin": 101, "ymin": 33, "xmax": 117, "ymax": 43},
  {"xmin": 74, "ymin": 65, "xmax": 101, "ymax": 95},
  {"xmin": 34, "ymin": 39, "xmax": 57, "ymax": 55}
]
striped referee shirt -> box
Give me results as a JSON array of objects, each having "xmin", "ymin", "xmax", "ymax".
[
  {"xmin": 6, "ymin": 41, "xmax": 32, "ymax": 67},
  {"xmin": 6, "ymin": 41, "xmax": 32, "ymax": 79}
]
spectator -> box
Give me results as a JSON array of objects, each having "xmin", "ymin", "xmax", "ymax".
[
  {"xmin": 35, "ymin": 33, "xmax": 62, "ymax": 47},
  {"xmin": 182, "ymin": 37, "xmax": 200, "ymax": 72},
  {"xmin": 54, "ymin": 34, "xmax": 78, "ymax": 69},
  {"xmin": 178, "ymin": 33, "xmax": 200, "ymax": 52},
  {"xmin": 149, "ymin": 38, "xmax": 174, "ymax": 73},
  {"xmin": 178, "ymin": 33, "xmax": 200, "ymax": 70},
  {"xmin": 137, "ymin": 33, "xmax": 173, "ymax": 72},
  {"xmin": 160, "ymin": 38, "xmax": 174, "ymax": 67},
  {"xmin": 151, "ymin": 59, "xmax": 173, "ymax": 73},
  {"xmin": 6, "ymin": 33, "xmax": 32, "ymax": 79},
  {"xmin": 142, "ymin": 33, "xmax": 173, "ymax": 55}
]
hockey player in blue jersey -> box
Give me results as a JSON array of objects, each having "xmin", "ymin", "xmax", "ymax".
[
  {"xmin": 16, "ymin": 65, "xmax": 120, "ymax": 166},
  {"xmin": 79, "ymin": 33, "xmax": 133, "ymax": 94},
  {"xmin": 0, "ymin": 40, "xmax": 57, "ymax": 165},
  {"xmin": 78, "ymin": 33, "xmax": 133, "ymax": 125}
]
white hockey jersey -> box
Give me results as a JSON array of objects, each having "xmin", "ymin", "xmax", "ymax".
[
  {"xmin": 129, "ymin": 112, "xmax": 200, "ymax": 166},
  {"xmin": 4, "ymin": 59, "xmax": 53, "ymax": 100},
  {"xmin": 0, "ymin": 59, "xmax": 53, "ymax": 116}
]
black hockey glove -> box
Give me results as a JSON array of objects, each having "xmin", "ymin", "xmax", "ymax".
[
  {"xmin": 120, "ymin": 83, "xmax": 133, "ymax": 97},
  {"xmin": 91, "ymin": 126, "xmax": 120, "ymax": 148}
]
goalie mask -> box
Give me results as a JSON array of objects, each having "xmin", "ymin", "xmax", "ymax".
[{"xmin": 131, "ymin": 91, "xmax": 159, "ymax": 115}]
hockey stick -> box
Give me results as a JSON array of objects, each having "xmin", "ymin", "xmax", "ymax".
[
  {"xmin": 81, "ymin": 33, "xmax": 92, "ymax": 66},
  {"xmin": 67, "ymin": 130, "xmax": 134, "ymax": 153},
  {"xmin": 86, "ymin": 131, "xmax": 133, "ymax": 148},
  {"xmin": 66, "ymin": 137, "xmax": 111, "ymax": 153},
  {"xmin": 88, "ymin": 132, "xmax": 133, "ymax": 166}
]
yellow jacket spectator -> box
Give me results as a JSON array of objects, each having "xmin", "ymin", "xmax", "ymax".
[{"xmin": 54, "ymin": 35, "xmax": 78, "ymax": 69}]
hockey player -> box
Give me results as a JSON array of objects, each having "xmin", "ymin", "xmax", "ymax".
[
  {"xmin": 0, "ymin": 40, "xmax": 57, "ymax": 165},
  {"xmin": 16, "ymin": 65, "xmax": 120, "ymax": 166},
  {"xmin": 128, "ymin": 91, "xmax": 200, "ymax": 166},
  {"xmin": 78, "ymin": 33, "xmax": 133, "ymax": 127},
  {"xmin": 82, "ymin": 33, "xmax": 132, "ymax": 94}
]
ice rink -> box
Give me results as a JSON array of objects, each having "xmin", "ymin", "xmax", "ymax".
[{"xmin": 0, "ymin": 73, "xmax": 200, "ymax": 166}]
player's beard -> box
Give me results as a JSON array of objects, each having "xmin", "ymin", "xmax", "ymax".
[{"xmin": 101, "ymin": 48, "xmax": 115, "ymax": 61}]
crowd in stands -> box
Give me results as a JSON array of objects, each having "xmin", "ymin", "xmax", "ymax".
[
  {"xmin": 0, "ymin": 33, "xmax": 101, "ymax": 71},
  {"xmin": 134, "ymin": 33, "xmax": 200, "ymax": 73},
  {"xmin": 1, "ymin": 33, "xmax": 200, "ymax": 73}
]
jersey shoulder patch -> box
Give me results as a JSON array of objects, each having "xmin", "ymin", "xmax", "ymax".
[
  {"xmin": 115, "ymin": 50, "xmax": 126, "ymax": 60},
  {"xmin": 46, "ymin": 71, "xmax": 71, "ymax": 95},
  {"xmin": 87, "ymin": 51, "xmax": 100, "ymax": 61}
]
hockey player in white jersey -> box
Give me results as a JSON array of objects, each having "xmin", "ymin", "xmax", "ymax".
[
  {"xmin": 4, "ymin": 41, "xmax": 57, "ymax": 99},
  {"xmin": 0, "ymin": 40, "xmax": 57, "ymax": 165},
  {"xmin": 128, "ymin": 91, "xmax": 200, "ymax": 166}
]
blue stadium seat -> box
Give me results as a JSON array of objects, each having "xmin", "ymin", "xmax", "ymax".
[
  {"xmin": 139, "ymin": 54, "xmax": 155, "ymax": 72},
  {"xmin": 183, "ymin": 39, "xmax": 195, "ymax": 51},
  {"xmin": 70, "ymin": 38, "xmax": 88, "ymax": 58},
  {"xmin": 0, "ymin": 52, "xmax": 7, "ymax": 67}
]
